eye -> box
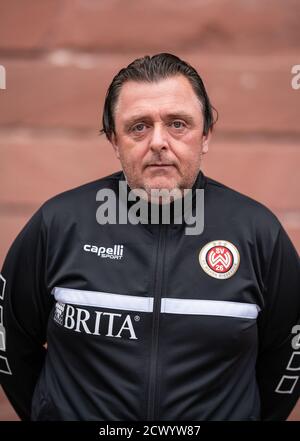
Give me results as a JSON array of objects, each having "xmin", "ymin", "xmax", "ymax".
[
  {"xmin": 132, "ymin": 123, "xmax": 147, "ymax": 132},
  {"xmin": 170, "ymin": 120, "xmax": 186, "ymax": 129}
]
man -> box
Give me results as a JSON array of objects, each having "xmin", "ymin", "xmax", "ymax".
[{"xmin": 0, "ymin": 53, "xmax": 299, "ymax": 421}]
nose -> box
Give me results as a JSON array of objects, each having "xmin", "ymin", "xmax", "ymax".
[{"xmin": 149, "ymin": 123, "xmax": 169, "ymax": 152}]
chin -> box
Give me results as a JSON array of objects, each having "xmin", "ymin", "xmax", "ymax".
[{"xmin": 144, "ymin": 177, "xmax": 179, "ymax": 192}]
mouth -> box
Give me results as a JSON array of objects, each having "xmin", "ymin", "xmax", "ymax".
[{"xmin": 147, "ymin": 164, "xmax": 175, "ymax": 168}]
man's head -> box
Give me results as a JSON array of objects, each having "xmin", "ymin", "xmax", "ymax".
[{"xmin": 100, "ymin": 53, "xmax": 216, "ymax": 199}]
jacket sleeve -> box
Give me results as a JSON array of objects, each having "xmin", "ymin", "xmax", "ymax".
[
  {"xmin": 256, "ymin": 226, "xmax": 300, "ymax": 420},
  {"xmin": 0, "ymin": 207, "xmax": 53, "ymax": 420}
]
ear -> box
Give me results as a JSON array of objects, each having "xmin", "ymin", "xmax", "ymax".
[
  {"xmin": 201, "ymin": 130, "xmax": 211, "ymax": 155},
  {"xmin": 111, "ymin": 133, "xmax": 120, "ymax": 159}
]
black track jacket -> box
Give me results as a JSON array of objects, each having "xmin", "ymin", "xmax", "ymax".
[{"xmin": 0, "ymin": 170, "xmax": 299, "ymax": 421}]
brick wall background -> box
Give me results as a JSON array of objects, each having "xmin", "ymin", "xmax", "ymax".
[{"xmin": 0, "ymin": 0, "xmax": 299, "ymax": 420}]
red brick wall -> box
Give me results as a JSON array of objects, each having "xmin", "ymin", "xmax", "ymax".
[{"xmin": 0, "ymin": 0, "xmax": 299, "ymax": 420}]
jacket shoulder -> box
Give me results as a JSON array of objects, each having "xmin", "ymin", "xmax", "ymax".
[
  {"xmin": 39, "ymin": 170, "xmax": 123, "ymax": 223},
  {"xmin": 204, "ymin": 175, "xmax": 282, "ymax": 233}
]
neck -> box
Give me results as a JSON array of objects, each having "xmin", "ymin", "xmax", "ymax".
[{"xmin": 118, "ymin": 171, "xmax": 204, "ymax": 226}]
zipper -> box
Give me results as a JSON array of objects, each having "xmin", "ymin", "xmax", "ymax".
[{"xmin": 146, "ymin": 223, "xmax": 167, "ymax": 420}]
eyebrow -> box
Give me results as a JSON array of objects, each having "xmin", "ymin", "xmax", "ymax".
[{"xmin": 123, "ymin": 112, "xmax": 195, "ymax": 129}]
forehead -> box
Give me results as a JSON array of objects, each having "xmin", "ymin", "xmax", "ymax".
[{"xmin": 114, "ymin": 75, "xmax": 202, "ymax": 118}]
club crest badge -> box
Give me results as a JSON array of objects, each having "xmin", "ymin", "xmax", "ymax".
[{"xmin": 199, "ymin": 240, "xmax": 240, "ymax": 279}]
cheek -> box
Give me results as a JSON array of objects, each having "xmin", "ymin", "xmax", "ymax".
[
  {"xmin": 174, "ymin": 135, "xmax": 203, "ymax": 163},
  {"xmin": 118, "ymin": 144, "xmax": 144, "ymax": 170},
  {"xmin": 182, "ymin": 130, "xmax": 203, "ymax": 146}
]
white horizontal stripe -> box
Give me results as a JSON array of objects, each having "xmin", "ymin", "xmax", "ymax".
[
  {"xmin": 52, "ymin": 288, "xmax": 260, "ymax": 319},
  {"xmin": 52, "ymin": 287, "xmax": 153, "ymax": 313},
  {"xmin": 161, "ymin": 298, "xmax": 260, "ymax": 319}
]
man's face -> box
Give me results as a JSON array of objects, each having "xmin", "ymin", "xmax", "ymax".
[{"xmin": 111, "ymin": 75, "xmax": 210, "ymax": 198}]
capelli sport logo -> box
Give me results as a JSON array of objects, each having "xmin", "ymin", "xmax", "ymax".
[
  {"xmin": 83, "ymin": 243, "xmax": 124, "ymax": 260},
  {"xmin": 199, "ymin": 240, "xmax": 240, "ymax": 279}
]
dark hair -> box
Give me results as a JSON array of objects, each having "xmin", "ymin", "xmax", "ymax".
[{"xmin": 100, "ymin": 53, "xmax": 217, "ymax": 141}]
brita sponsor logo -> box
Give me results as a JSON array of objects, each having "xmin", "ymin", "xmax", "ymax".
[
  {"xmin": 54, "ymin": 302, "xmax": 138, "ymax": 340},
  {"xmin": 83, "ymin": 244, "xmax": 124, "ymax": 260}
]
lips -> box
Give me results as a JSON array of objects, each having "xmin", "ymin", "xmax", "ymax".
[{"xmin": 147, "ymin": 164, "xmax": 174, "ymax": 167}]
